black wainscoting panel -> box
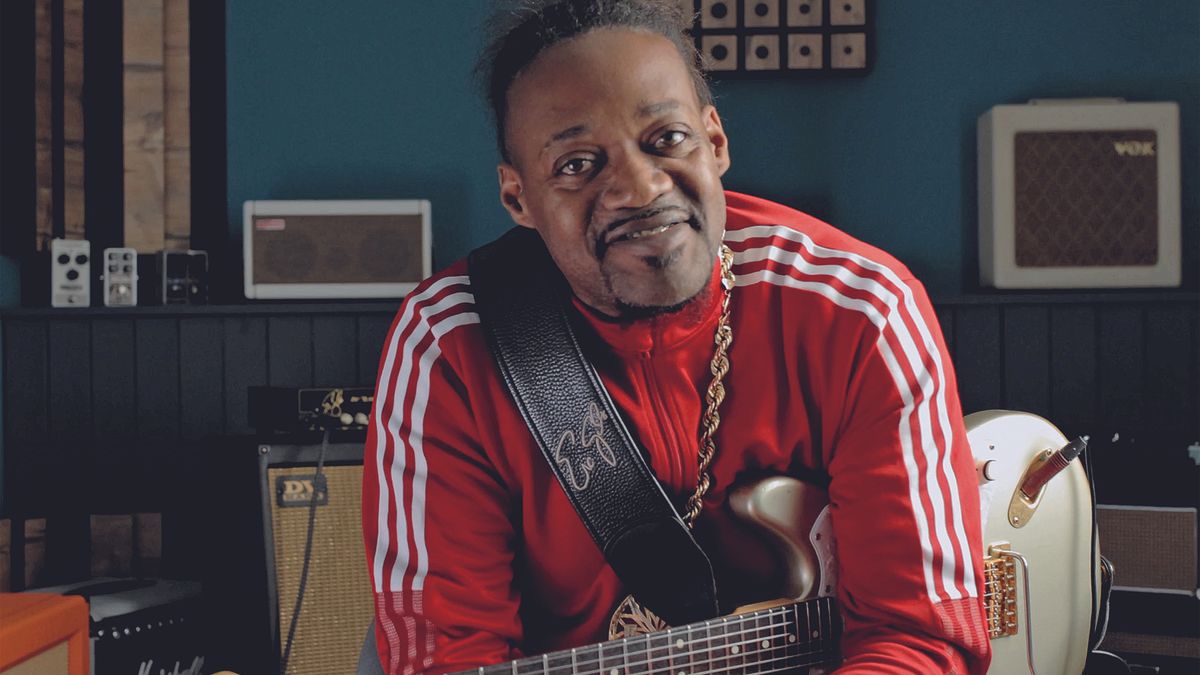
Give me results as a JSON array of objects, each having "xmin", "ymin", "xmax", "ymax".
[
  {"xmin": 90, "ymin": 320, "xmax": 138, "ymax": 511},
  {"xmin": 1048, "ymin": 306, "xmax": 1098, "ymax": 438},
  {"xmin": 267, "ymin": 316, "xmax": 313, "ymax": 387},
  {"xmin": 1002, "ymin": 306, "xmax": 1050, "ymax": 418},
  {"xmin": 953, "ymin": 305, "xmax": 1002, "ymax": 414},
  {"xmin": 1143, "ymin": 305, "xmax": 1198, "ymax": 445},
  {"xmin": 4, "ymin": 320, "xmax": 48, "ymax": 445},
  {"xmin": 2, "ymin": 295, "xmax": 1197, "ymax": 589},
  {"xmin": 357, "ymin": 314, "xmax": 393, "ymax": 387},
  {"xmin": 91, "ymin": 319, "xmax": 136, "ymax": 435},
  {"xmin": 135, "ymin": 319, "xmax": 181, "ymax": 440},
  {"xmin": 313, "ymin": 316, "xmax": 359, "ymax": 386},
  {"xmin": 179, "ymin": 318, "xmax": 224, "ymax": 440},
  {"xmin": 934, "ymin": 307, "xmax": 954, "ymax": 360},
  {"xmin": 222, "ymin": 317, "xmax": 268, "ymax": 435},
  {"xmin": 47, "ymin": 321, "xmax": 92, "ymax": 441},
  {"xmin": 1097, "ymin": 307, "xmax": 1144, "ymax": 435}
]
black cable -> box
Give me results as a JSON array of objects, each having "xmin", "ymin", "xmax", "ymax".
[
  {"xmin": 279, "ymin": 427, "xmax": 330, "ymax": 674},
  {"xmin": 1083, "ymin": 437, "xmax": 1102, "ymax": 649}
]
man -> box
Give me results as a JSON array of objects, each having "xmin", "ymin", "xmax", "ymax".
[{"xmin": 363, "ymin": 1, "xmax": 989, "ymax": 673}]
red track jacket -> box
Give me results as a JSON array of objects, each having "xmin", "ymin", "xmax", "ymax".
[{"xmin": 363, "ymin": 192, "xmax": 989, "ymax": 674}]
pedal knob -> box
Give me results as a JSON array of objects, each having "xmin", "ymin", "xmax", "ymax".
[{"xmin": 354, "ymin": 412, "xmax": 369, "ymax": 425}]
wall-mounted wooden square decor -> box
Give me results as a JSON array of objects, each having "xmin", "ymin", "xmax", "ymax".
[{"xmin": 685, "ymin": 0, "xmax": 874, "ymax": 77}]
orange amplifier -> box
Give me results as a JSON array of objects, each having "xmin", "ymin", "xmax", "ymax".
[{"xmin": 0, "ymin": 593, "xmax": 89, "ymax": 674}]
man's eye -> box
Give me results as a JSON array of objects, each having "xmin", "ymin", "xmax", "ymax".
[
  {"xmin": 556, "ymin": 157, "xmax": 594, "ymax": 176},
  {"xmin": 654, "ymin": 130, "xmax": 688, "ymax": 150}
]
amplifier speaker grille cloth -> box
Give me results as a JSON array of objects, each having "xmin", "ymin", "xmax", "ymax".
[
  {"xmin": 252, "ymin": 214, "xmax": 423, "ymax": 284},
  {"xmin": 1014, "ymin": 130, "xmax": 1158, "ymax": 268},
  {"xmin": 267, "ymin": 464, "xmax": 371, "ymax": 675},
  {"xmin": 1096, "ymin": 506, "xmax": 1197, "ymax": 592}
]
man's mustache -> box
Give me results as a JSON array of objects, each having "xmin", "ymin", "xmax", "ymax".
[{"xmin": 595, "ymin": 204, "xmax": 698, "ymax": 258}]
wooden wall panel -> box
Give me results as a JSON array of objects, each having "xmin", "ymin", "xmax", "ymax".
[
  {"xmin": 222, "ymin": 317, "xmax": 267, "ymax": 434},
  {"xmin": 63, "ymin": 0, "xmax": 85, "ymax": 240},
  {"xmin": 267, "ymin": 316, "xmax": 313, "ymax": 387},
  {"xmin": 179, "ymin": 318, "xmax": 224, "ymax": 439},
  {"xmin": 163, "ymin": 0, "xmax": 190, "ymax": 251},
  {"xmin": 34, "ymin": 0, "xmax": 53, "ymax": 250},
  {"xmin": 123, "ymin": 0, "xmax": 165, "ymax": 253},
  {"xmin": 313, "ymin": 317, "xmax": 359, "ymax": 385},
  {"xmin": 1002, "ymin": 306, "xmax": 1050, "ymax": 417},
  {"xmin": 953, "ymin": 306, "xmax": 1002, "ymax": 414}
]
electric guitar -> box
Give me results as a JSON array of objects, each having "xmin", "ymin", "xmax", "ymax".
[{"xmin": 461, "ymin": 411, "xmax": 1099, "ymax": 675}]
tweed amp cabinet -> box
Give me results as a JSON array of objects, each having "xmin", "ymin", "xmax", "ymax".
[
  {"xmin": 243, "ymin": 199, "xmax": 432, "ymax": 299},
  {"xmin": 202, "ymin": 439, "xmax": 372, "ymax": 675},
  {"xmin": 978, "ymin": 100, "xmax": 1180, "ymax": 288}
]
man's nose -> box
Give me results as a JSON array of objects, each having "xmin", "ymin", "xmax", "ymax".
[{"xmin": 600, "ymin": 151, "xmax": 673, "ymax": 211}]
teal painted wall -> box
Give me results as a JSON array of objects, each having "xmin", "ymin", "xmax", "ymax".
[{"xmin": 226, "ymin": 0, "xmax": 1199, "ymax": 296}]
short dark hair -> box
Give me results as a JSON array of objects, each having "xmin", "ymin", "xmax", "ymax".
[{"xmin": 478, "ymin": 0, "xmax": 712, "ymax": 162}]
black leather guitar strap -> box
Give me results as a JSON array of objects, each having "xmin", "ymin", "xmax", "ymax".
[{"xmin": 468, "ymin": 227, "xmax": 719, "ymax": 626}]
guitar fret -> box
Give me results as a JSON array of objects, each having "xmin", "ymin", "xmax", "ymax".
[
  {"xmin": 624, "ymin": 633, "xmax": 649, "ymax": 674},
  {"xmin": 546, "ymin": 650, "xmax": 573, "ymax": 675},
  {"xmin": 709, "ymin": 616, "xmax": 729, "ymax": 674},
  {"xmin": 645, "ymin": 627, "xmax": 669, "ymax": 674},
  {"xmin": 573, "ymin": 644, "xmax": 600, "ymax": 675}
]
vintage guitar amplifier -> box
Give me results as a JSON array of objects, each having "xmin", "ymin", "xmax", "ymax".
[
  {"xmin": 202, "ymin": 439, "xmax": 372, "ymax": 675},
  {"xmin": 978, "ymin": 100, "xmax": 1180, "ymax": 288},
  {"xmin": 243, "ymin": 199, "xmax": 432, "ymax": 299}
]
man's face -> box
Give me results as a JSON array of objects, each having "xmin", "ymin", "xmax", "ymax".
[{"xmin": 497, "ymin": 29, "xmax": 731, "ymax": 317}]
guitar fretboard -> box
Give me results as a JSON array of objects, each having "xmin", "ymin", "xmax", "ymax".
[{"xmin": 471, "ymin": 597, "xmax": 839, "ymax": 675}]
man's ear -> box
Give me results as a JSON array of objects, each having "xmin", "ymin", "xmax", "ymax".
[
  {"xmin": 498, "ymin": 163, "xmax": 535, "ymax": 229},
  {"xmin": 702, "ymin": 105, "xmax": 731, "ymax": 177}
]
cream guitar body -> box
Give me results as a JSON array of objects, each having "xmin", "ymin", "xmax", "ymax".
[{"xmin": 463, "ymin": 411, "xmax": 1098, "ymax": 675}]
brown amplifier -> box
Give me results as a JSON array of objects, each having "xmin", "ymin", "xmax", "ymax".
[{"xmin": 243, "ymin": 200, "xmax": 431, "ymax": 299}]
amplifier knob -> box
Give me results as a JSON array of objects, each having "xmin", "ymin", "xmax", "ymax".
[{"xmin": 354, "ymin": 412, "xmax": 369, "ymax": 426}]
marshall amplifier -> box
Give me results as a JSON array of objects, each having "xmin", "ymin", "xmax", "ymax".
[
  {"xmin": 978, "ymin": 99, "xmax": 1180, "ymax": 288},
  {"xmin": 243, "ymin": 199, "xmax": 432, "ymax": 299}
]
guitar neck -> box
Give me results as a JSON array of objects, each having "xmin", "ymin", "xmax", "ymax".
[{"xmin": 472, "ymin": 597, "xmax": 840, "ymax": 675}]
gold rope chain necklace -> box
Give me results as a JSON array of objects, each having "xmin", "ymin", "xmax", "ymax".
[{"xmin": 608, "ymin": 243, "xmax": 736, "ymax": 638}]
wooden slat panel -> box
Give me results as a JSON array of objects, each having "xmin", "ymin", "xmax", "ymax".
[
  {"xmin": 163, "ymin": 0, "xmax": 190, "ymax": 251},
  {"xmin": 47, "ymin": 320, "xmax": 92, "ymax": 440},
  {"xmin": 313, "ymin": 316, "xmax": 359, "ymax": 385},
  {"xmin": 1002, "ymin": 306, "xmax": 1049, "ymax": 416},
  {"xmin": 267, "ymin": 316, "xmax": 313, "ymax": 387},
  {"xmin": 357, "ymin": 315, "xmax": 392, "ymax": 387},
  {"xmin": 63, "ymin": 0, "xmax": 85, "ymax": 240},
  {"xmin": 34, "ymin": 0, "xmax": 53, "ymax": 251},
  {"xmin": 123, "ymin": 0, "xmax": 165, "ymax": 253},
  {"xmin": 1097, "ymin": 306, "xmax": 1144, "ymax": 435},
  {"xmin": 223, "ymin": 317, "xmax": 267, "ymax": 434},
  {"xmin": 134, "ymin": 318, "xmax": 180, "ymax": 439},
  {"xmin": 1048, "ymin": 306, "xmax": 1097, "ymax": 438},
  {"xmin": 953, "ymin": 306, "xmax": 1002, "ymax": 414},
  {"xmin": 1143, "ymin": 305, "xmax": 1197, "ymax": 443},
  {"xmin": 179, "ymin": 318, "xmax": 225, "ymax": 439}
]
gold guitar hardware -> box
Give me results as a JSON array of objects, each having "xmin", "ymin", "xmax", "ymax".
[{"xmin": 1007, "ymin": 448, "xmax": 1053, "ymax": 528}]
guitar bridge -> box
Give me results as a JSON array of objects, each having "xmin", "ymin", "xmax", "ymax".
[{"xmin": 984, "ymin": 542, "xmax": 1019, "ymax": 639}]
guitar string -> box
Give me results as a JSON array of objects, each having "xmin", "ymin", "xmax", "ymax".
[
  {"xmin": 517, "ymin": 614, "xmax": 826, "ymax": 675},
  {"xmin": 535, "ymin": 636, "xmax": 834, "ymax": 675}
]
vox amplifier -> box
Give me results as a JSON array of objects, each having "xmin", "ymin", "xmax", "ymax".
[
  {"xmin": 978, "ymin": 100, "xmax": 1180, "ymax": 288},
  {"xmin": 243, "ymin": 200, "xmax": 432, "ymax": 299}
]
